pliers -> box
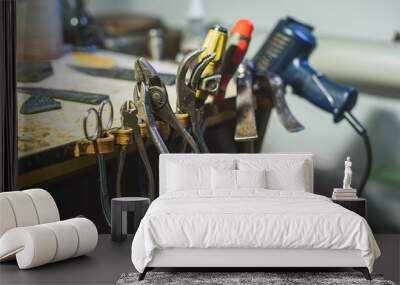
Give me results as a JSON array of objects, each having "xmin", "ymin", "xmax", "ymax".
[
  {"xmin": 176, "ymin": 49, "xmax": 217, "ymax": 153},
  {"xmin": 120, "ymin": 100, "xmax": 155, "ymax": 201},
  {"xmin": 133, "ymin": 57, "xmax": 200, "ymax": 154}
]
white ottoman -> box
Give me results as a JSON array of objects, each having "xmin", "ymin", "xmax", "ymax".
[{"xmin": 0, "ymin": 189, "xmax": 98, "ymax": 269}]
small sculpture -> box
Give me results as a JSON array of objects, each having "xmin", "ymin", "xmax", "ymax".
[{"xmin": 343, "ymin": 156, "xmax": 353, "ymax": 189}]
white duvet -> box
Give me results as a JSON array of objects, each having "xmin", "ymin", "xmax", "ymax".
[{"xmin": 131, "ymin": 190, "xmax": 380, "ymax": 273}]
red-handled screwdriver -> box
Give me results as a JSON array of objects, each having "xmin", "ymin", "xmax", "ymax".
[{"xmin": 213, "ymin": 19, "xmax": 254, "ymax": 100}]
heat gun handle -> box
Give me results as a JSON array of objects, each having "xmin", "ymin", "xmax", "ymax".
[{"xmin": 285, "ymin": 61, "xmax": 358, "ymax": 122}]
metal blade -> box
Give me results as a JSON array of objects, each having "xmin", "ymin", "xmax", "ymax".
[
  {"xmin": 70, "ymin": 65, "xmax": 176, "ymax": 85},
  {"xmin": 20, "ymin": 94, "xmax": 61, "ymax": 114},
  {"xmin": 269, "ymin": 76, "xmax": 304, "ymax": 132},
  {"xmin": 17, "ymin": 87, "xmax": 109, "ymax": 105},
  {"xmin": 234, "ymin": 70, "xmax": 258, "ymax": 141}
]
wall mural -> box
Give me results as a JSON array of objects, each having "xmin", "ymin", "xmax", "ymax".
[{"xmin": 15, "ymin": 0, "xmax": 400, "ymax": 234}]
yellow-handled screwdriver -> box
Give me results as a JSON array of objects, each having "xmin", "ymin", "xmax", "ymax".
[{"xmin": 195, "ymin": 25, "xmax": 228, "ymax": 104}]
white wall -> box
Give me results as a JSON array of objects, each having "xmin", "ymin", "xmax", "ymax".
[{"xmin": 88, "ymin": 0, "xmax": 400, "ymax": 41}]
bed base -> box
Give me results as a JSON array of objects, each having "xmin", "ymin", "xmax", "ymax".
[
  {"xmin": 138, "ymin": 267, "xmax": 371, "ymax": 281},
  {"xmin": 138, "ymin": 248, "xmax": 372, "ymax": 281}
]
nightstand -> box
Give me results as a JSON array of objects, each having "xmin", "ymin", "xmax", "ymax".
[
  {"xmin": 331, "ymin": 198, "xmax": 366, "ymax": 218},
  {"xmin": 111, "ymin": 197, "xmax": 150, "ymax": 242}
]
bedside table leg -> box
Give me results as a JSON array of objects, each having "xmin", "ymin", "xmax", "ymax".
[
  {"xmin": 354, "ymin": 267, "xmax": 371, "ymax": 280},
  {"xmin": 111, "ymin": 201, "xmax": 127, "ymax": 242}
]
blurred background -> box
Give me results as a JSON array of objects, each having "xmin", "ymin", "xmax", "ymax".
[
  {"xmin": 16, "ymin": 0, "xmax": 400, "ymax": 234},
  {"xmin": 90, "ymin": 0, "xmax": 400, "ymax": 234}
]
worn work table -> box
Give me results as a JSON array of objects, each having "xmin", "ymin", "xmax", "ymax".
[
  {"xmin": 17, "ymin": 50, "xmax": 247, "ymax": 188},
  {"xmin": 17, "ymin": 51, "xmax": 234, "ymax": 188},
  {"xmin": 17, "ymin": 51, "xmax": 176, "ymax": 183}
]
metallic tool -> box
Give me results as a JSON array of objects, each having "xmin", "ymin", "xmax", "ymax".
[
  {"xmin": 234, "ymin": 60, "xmax": 302, "ymax": 147},
  {"xmin": 195, "ymin": 25, "xmax": 228, "ymax": 104},
  {"xmin": 214, "ymin": 19, "xmax": 253, "ymax": 100},
  {"xmin": 134, "ymin": 57, "xmax": 200, "ymax": 154},
  {"xmin": 83, "ymin": 99, "xmax": 114, "ymax": 227},
  {"xmin": 70, "ymin": 65, "xmax": 176, "ymax": 85},
  {"xmin": 268, "ymin": 75, "xmax": 304, "ymax": 132},
  {"xmin": 176, "ymin": 49, "xmax": 216, "ymax": 153},
  {"xmin": 175, "ymin": 25, "xmax": 227, "ymax": 152},
  {"xmin": 110, "ymin": 106, "xmax": 133, "ymax": 198},
  {"xmin": 17, "ymin": 87, "xmax": 109, "ymax": 105},
  {"xmin": 234, "ymin": 61, "xmax": 258, "ymax": 147},
  {"xmin": 120, "ymin": 101, "xmax": 155, "ymax": 201},
  {"xmin": 253, "ymin": 17, "xmax": 371, "ymax": 194},
  {"xmin": 20, "ymin": 94, "xmax": 61, "ymax": 115}
]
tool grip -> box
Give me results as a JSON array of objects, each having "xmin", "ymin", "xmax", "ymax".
[
  {"xmin": 214, "ymin": 19, "xmax": 253, "ymax": 100},
  {"xmin": 285, "ymin": 60, "xmax": 358, "ymax": 122}
]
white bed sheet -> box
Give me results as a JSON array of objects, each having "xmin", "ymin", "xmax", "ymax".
[{"xmin": 131, "ymin": 190, "xmax": 380, "ymax": 273}]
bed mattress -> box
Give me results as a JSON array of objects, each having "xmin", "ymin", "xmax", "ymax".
[{"xmin": 131, "ymin": 190, "xmax": 380, "ymax": 273}]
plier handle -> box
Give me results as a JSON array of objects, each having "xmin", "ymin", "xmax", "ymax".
[
  {"xmin": 121, "ymin": 101, "xmax": 155, "ymax": 201},
  {"xmin": 176, "ymin": 49, "xmax": 217, "ymax": 153},
  {"xmin": 134, "ymin": 57, "xmax": 200, "ymax": 153}
]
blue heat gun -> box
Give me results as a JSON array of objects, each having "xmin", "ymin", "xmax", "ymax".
[
  {"xmin": 254, "ymin": 17, "xmax": 358, "ymax": 123},
  {"xmin": 253, "ymin": 17, "xmax": 371, "ymax": 194}
]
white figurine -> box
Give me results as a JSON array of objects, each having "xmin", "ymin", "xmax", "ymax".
[{"xmin": 343, "ymin": 156, "xmax": 352, "ymax": 189}]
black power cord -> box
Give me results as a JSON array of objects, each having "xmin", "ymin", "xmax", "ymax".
[
  {"xmin": 96, "ymin": 155, "xmax": 111, "ymax": 227},
  {"xmin": 343, "ymin": 111, "xmax": 372, "ymax": 195}
]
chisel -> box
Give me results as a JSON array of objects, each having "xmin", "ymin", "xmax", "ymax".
[
  {"xmin": 70, "ymin": 65, "xmax": 176, "ymax": 86},
  {"xmin": 234, "ymin": 61, "xmax": 258, "ymax": 144}
]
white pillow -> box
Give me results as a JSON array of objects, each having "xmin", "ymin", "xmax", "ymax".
[
  {"xmin": 266, "ymin": 166, "xmax": 306, "ymax": 191},
  {"xmin": 211, "ymin": 168, "xmax": 236, "ymax": 190},
  {"xmin": 237, "ymin": 159, "xmax": 308, "ymax": 191},
  {"xmin": 211, "ymin": 169, "xmax": 267, "ymax": 190},
  {"xmin": 167, "ymin": 160, "xmax": 235, "ymax": 191},
  {"xmin": 167, "ymin": 163, "xmax": 208, "ymax": 191},
  {"xmin": 236, "ymin": 169, "xmax": 267, "ymax": 189}
]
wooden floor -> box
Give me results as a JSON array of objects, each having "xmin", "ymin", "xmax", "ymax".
[{"xmin": 0, "ymin": 235, "xmax": 399, "ymax": 285}]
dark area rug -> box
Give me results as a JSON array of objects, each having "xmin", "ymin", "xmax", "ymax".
[{"xmin": 116, "ymin": 272, "xmax": 396, "ymax": 285}]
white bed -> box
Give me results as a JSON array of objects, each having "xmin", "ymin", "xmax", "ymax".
[{"xmin": 131, "ymin": 153, "xmax": 380, "ymax": 280}]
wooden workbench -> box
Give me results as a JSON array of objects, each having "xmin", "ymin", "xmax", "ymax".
[
  {"xmin": 17, "ymin": 50, "xmax": 250, "ymax": 188},
  {"xmin": 18, "ymin": 51, "xmax": 179, "ymax": 158},
  {"xmin": 17, "ymin": 51, "xmax": 175, "ymax": 186}
]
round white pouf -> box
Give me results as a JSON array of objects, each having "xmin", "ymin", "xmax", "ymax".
[
  {"xmin": 23, "ymin": 188, "xmax": 60, "ymax": 224},
  {"xmin": 65, "ymin": 218, "xmax": 98, "ymax": 257},
  {"xmin": 0, "ymin": 225, "xmax": 57, "ymax": 269},
  {"xmin": 0, "ymin": 196, "xmax": 17, "ymax": 237},
  {"xmin": 0, "ymin": 191, "xmax": 39, "ymax": 228},
  {"xmin": 42, "ymin": 221, "xmax": 79, "ymax": 262},
  {"xmin": 0, "ymin": 218, "xmax": 98, "ymax": 269}
]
